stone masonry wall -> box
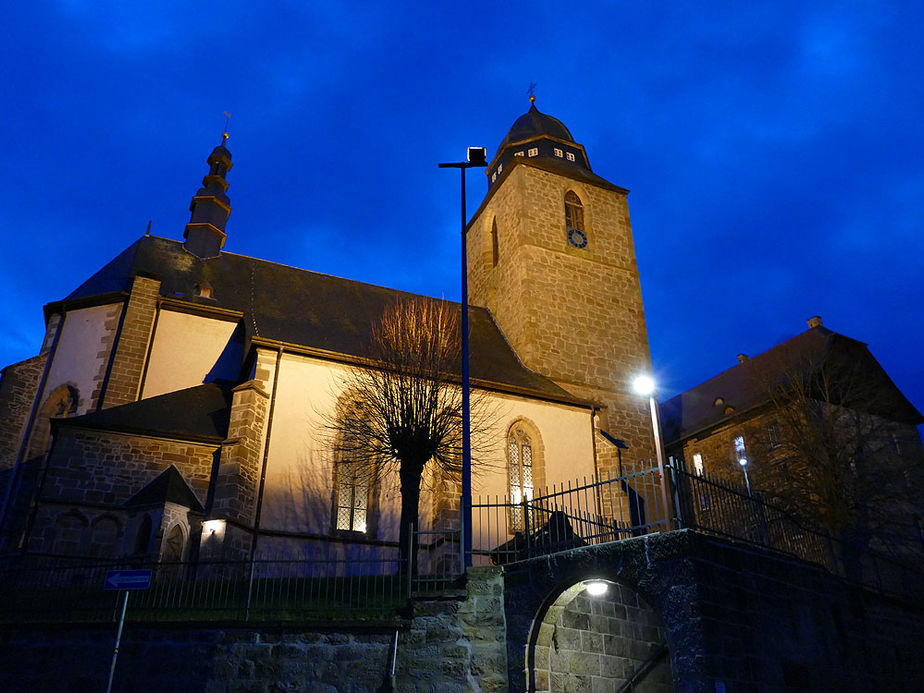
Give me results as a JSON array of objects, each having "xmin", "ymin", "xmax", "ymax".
[
  {"xmin": 0, "ymin": 566, "xmax": 508, "ymax": 693},
  {"xmin": 25, "ymin": 427, "xmax": 216, "ymax": 554},
  {"xmin": 102, "ymin": 275, "xmax": 160, "ymax": 409},
  {"xmin": 467, "ymin": 164, "xmax": 655, "ymax": 463},
  {"xmin": 0, "ymin": 354, "xmax": 46, "ymax": 471}
]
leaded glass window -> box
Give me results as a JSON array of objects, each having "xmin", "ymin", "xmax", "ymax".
[
  {"xmin": 509, "ymin": 428, "xmax": 534, "ymax": 531},
  {"xmin": 336, "ymin": 460, "xmax": 368, "ymax": 533}
]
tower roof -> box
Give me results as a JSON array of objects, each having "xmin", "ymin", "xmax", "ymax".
[{"xmin": 496, "ymin": 104, "xmax": 575, "ymax": 153}]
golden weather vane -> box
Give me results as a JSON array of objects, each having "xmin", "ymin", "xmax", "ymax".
[
  {"xmin": 222, "ymin": 111, "xmax": 231, "ymax": 143},
  {"xmin": 527, "ymin": 82, "xmax": 537, "ymax": 104}
]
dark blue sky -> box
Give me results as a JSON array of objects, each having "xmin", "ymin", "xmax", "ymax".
[{"xmin": 1, "ymin": 2, "xmax": 921, "ymax": 414}]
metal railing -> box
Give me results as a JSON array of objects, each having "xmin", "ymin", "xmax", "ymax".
[
  {"xmin": 0, "ymin": 554, "xmax": 411, "ymax": 624},
  {"xmin": 471, "ymin": 460, "xmax": 672, "ymax": 564}
]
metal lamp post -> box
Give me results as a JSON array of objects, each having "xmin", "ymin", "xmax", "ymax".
[
  {"xmin": 632, "ymin": 374, "xmax": 675, "ymax": 530},
  {"xmin": 439, "ymin": 146, "xmax": 487, "ymax": 569},
  {"xmin": 739, "ymin": 457, "xmax": 752, "ymax": 497}
]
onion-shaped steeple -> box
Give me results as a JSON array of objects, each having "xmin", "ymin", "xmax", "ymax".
[{"xmin": 184, "ymin": 133, "xmax": 233, "ymax": 259}]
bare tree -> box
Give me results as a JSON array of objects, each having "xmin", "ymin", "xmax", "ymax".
[
  {"xmin": 754, "ymin": 337, "xmax": 924, "ymax": 572},
  {"xmin": 328, "ymin": 298, "xmax": 491, "ymax": 574}
]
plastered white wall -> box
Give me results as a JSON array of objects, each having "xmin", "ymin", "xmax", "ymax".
[
  {"xmin": 45, "ymin": 304, "xmax": 121, "ymax": 414},
  {"xmin": 142, "ymin": 310, "xmax": 240, "ymax": 398},
  {"xmin": 258, "ymin": 352, "xmax": 596, "ymax": 551}
]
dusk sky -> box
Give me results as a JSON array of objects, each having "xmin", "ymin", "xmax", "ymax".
[{"xmin": 1, "ymin": 2, "xmax": 921, "ymax": 416}]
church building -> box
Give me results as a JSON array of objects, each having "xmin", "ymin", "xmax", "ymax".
[{"xmin": 0, "ymin": 103, "xmax": 656, "ymax": 567}]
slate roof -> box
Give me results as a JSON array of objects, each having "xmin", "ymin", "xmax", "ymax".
[
  {"xmin": 497, "ymin": 104, "xmax": 575, "ymax": 152},
  {"xmin": 661, "ymin": 325, "xmax": 923, "ymax": 444},
  {"xmin": 54, "ymin": 380, "xmax": 234, "ymax": 443},
  {"xmin": 50, "ymin": 235, "xmax": 577, "ymax": 404},
  {"xmin": 124, "ymin": 465, "xmax": 204, "ymax": 511}
]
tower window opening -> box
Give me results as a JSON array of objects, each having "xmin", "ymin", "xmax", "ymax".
[
  {"xmin": 566, "ymin": 152, "xmax": 575, "ymax": 162},
  {"xmin": 554, "ymin": 148, "xmax": 563, "ymax": 157},
  {"xmin": 515, "ymin": 151, "xmax": 524, "ymax": 157},
  {"xmin": 528, "ymin": 147, "xmax": 538, "ymax": 157},
  {"xmin": 491, "ymin": 218, "xmax": 499, "ymax": 267},
  {"xmin": 194, "ymin": 283, "xmax": 213, "ymax": 299},
  {"xmin": 564, "ymin": 190, "xmax": 585, "ymax": 235}
]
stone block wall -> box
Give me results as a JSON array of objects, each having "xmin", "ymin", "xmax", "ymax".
[
  {"xmin": 102, "ymin": 275, "xmax": 160, "ymax": 409},
  {"xmin": 0, "ymin": 565, "xmax": 509, "ymax": 692},
  {"xmin": 25, "ymin": 427, "xmax": 216, "ymax": 555},
  {"xmin": 467, "ymin": 164, "xmax": 655, "ymax": 461},
  {"xmin": 0, "ymin": 354, "xmax": 46, "ymax": 471}
]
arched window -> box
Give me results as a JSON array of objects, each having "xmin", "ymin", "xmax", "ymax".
[
  {"xmin": 564, "ymin": 191, "xmax": 587, "ymax": 248},
  {"xmin": 134, "ymin": 515, "xmax": 153, "ymax": 556},
  {"xmin": 162, "ymin": 524, "xmax": 186, "ymax": 562},
  {"xmin": 89, "ymin": 515, "xmax": 121, "ymax": 558},
  {"xmin": 53, "ymin": 510, "xmax": 89, "ymax": 556},
  {"xmin": 335, "ymin": 459, "xmax": 369, "ymax": 533},
  {"xmin": 508, "ymin": 426, "xmax": 535, "ymax": 531},
  {"xmin": 491, "ymin": 218, "xmax": 499, "ymax": 267}
]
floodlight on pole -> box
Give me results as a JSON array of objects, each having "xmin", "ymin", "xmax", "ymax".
[
  {"xmin": 632, "ymin": 372, "xmax": 676, "ymax": 529},
  {"xmin": 439, "ymin": 147, "xmax": 488, "ymax": 570}
]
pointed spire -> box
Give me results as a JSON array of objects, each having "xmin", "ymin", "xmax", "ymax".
[{"xmin": 183, "ymin": 127, "xmax": 233, "ymax": 259}]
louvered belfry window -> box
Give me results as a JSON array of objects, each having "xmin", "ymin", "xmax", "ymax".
[
  {"xmin": 564, "ymin": 190, "xmax": 584, "ymax": 232},
  {"xmin": 336, "ymin": 460, "xmax": 368, "ymax": 533},
  {"xmin": 509, "ymin": 428, "xmax": 534, "ymax": 531}
]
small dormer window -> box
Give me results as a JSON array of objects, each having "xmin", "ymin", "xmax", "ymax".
[
  {"xmin": 497, "ymin": 163, "xmax": 502, "ymax": 173},
  {"xmin": 491, "ymin": 218, "xmax": 499, "ymax": 267},
  {"xmin": 492, "ymin": 172, "xmax": 497, "ymax": 183},
  {"xmin": 528, "ymin": 147, "xmax": 538, "ymax": 157},
  {"xmin": 566, "ymin": 152, "xmax": 576, "ymax": 162},
  {"xmin": 195, "ymin": 283, "xmax": 213, "ymax": 299},
  {"xmin": 554, "ymin": 148, "xmax": 563, "ymax": 157},
  {"xmin": 713, "ymin": 397, "xmax": 725, "ymax": 408}
]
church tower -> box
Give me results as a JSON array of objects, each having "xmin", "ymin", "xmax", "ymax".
[{"xmin": 467, "ymin": 100, "xmax": 655, "ymax": 467}]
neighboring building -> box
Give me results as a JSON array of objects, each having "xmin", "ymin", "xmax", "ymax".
[
  {"xmin": 661, "ymin": 317, "xmax": 924, "ymax": 557},
  {"xmin": 0, "ymin": 103, "xmax": 656, "ymax": 566}
]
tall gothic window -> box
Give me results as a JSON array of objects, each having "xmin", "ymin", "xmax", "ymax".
[
  {"xmin": 564, "ymin": 191, "xmax": 584, "ymax": 233},
  {"xmin": 491, "ymin": 218, "xmax": 499, "ymax": 267},
  {"xmin": 508, "ymin": 427, "xmax": 534, "ymax": 531},
  {"xmin": 335, "ymin": 460, "xmax": 369, "ymax": 533}
]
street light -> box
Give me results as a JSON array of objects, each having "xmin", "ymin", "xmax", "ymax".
[
  {"xmin": 632, "ymin": 373, "xmax": 675, "ymax": 529},
  {"xmin": 739, "ymin": 457, "xmax": 752, "ymax": 497},
  {"xmin": 439, "ymin": 146, "xmax": 488, "ymax": 570}
]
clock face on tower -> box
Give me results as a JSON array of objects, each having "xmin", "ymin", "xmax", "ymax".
[{"xmin": 567, "ymin": 228, "xmax": 588, "ymax": 249}]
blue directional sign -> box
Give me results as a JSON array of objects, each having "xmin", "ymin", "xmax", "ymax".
[{"xmin": 104, "ymin": 569, "xmax": 152, "ymax": 591}]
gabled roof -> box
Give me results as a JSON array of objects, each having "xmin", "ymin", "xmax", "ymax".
[
  {"xmin": 124, "ymin": 465, "xmax": 204, "ymax": 511},
  {"xmin": 49, "ymin": 235, "xmax": 580, "ymax": 405},
  {"xmin": 661, "ymin": 325, "xmax": 923, "ymax": 444},
  {"xmin": 54, "ymin": 380, "xmax": 234, "ymax": 443}
]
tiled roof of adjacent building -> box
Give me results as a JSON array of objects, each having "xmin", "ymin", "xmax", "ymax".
[{"xmin": 660, "ymin": 324, "xmax": 924, "ymax": 444}]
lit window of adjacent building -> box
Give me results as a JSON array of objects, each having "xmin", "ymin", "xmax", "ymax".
[
  {"xmin": 335, "ymin": 460, "xmax": 368, "ymax": 533},
  {"xmin": 734, "ymin": 435, "xmax": 747, "ymax": 463},
  {"xmin": 554, "ymin": 147, "xmax": 563, "ymax": 157},
  {"xmin": 768, "ymin": 423, "xmax": 781, "ymax": 448},
  {"xmin": 528, "ymin": 147, "xmax": 538, "ymax": 157},
  {"xmin": 693, "ymin": 453, "xmax": 704, "ymax": 475},
  {"xmin": 566, "ymin": 152, "xmax": 575, "ymax": 162}
]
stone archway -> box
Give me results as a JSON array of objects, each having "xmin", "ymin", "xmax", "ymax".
[{"xmin": 528, "ymin": 578, "xmax": 673, "ymax": 692}]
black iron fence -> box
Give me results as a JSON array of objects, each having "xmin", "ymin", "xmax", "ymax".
[{"xmin": 2, "ymin": 457, "xmax": 921, "ymax": 623}]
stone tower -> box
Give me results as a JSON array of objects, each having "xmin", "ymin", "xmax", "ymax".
[{"xmin": 467, "ymin": 101, "xmax": 655, "ymax": 468}]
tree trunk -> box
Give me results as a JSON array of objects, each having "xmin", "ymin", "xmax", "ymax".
[{"xmin": 398, "ymin": 462, "xmax": 424, "ymax": 576}]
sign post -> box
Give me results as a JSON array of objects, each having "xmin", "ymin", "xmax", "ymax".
[{"xmin": 104, "ymin": 569, "xmax": 152, "ymax": 693}]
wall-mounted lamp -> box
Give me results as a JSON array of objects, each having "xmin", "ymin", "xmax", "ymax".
[{"xmin": 202, "ymin": 519, "xmax": 226, "ymax": 536}]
